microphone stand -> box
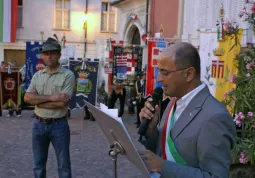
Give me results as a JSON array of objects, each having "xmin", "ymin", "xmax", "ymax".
[{"xmin": 108, "ymin": 141, "xmax": 125, "ymax": 178}]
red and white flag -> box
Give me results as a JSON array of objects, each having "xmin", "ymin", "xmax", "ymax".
[
  {"xmin": 152, "ymin": 47, "xmax": 164, "ymax": 67},
  {"xmin": 127, "ymin": 53, "xmax": 136, "ymax": 74},
  {"xmin": 116, "ymin": 54, "xmax": 127, "ymax": 67}
]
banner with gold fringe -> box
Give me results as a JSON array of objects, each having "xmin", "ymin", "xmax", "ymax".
[
  {"xmin": 215, "ymin": 29, "xmax": 243, "ymax": 103},
  {"xmin": 0, "ymin": 71, "xmax": 19, "ymax": 110},
  {"xmin": 199, "ymin": 29, "xmax": 243, "ymax": 114}
]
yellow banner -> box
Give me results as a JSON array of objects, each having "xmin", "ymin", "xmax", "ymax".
[{"xmin": 215, "ymin": 30, "xmax": 243, "ymax": 110}]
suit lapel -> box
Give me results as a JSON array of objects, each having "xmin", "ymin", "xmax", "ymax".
[{"xmin": 170, "ymin": 86, "xmax": 211, "ymax": 140}]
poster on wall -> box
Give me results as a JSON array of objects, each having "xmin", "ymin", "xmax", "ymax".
[
  {"xmin": 69, "ymin": 59, "xmax": 99, "ymax": 109},
  {"xmin": 24, "ymin": 42, "xmax": 45, "ymax": 90},
  {"xmin": 0, "ymin": 71, "xmax": 19, "ymax": 110},
  {"xmin": 112, "ymin": 46, "xmax": 143, "ymax": 86}
]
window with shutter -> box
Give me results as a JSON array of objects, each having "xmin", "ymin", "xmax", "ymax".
[
  {"xmin": 100, "ymin": 2, "xmax": 116, "ymax": 32},
  {"xmin": 55, "ymin": 0, "xmax": 71, "ymax": 30}
]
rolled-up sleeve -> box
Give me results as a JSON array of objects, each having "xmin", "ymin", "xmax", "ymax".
[
  {"xmin": 26, "ymin": 73, "xmax": 38, "ymax": 93},
  {"xmin": 61, "ymin": 71, "xmax": 75, "ymax": 98}
]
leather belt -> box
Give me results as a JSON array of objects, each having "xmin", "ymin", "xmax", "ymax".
[{"xmin": 35, "ymin": 114, "xmax": 67, "ymax": 124}]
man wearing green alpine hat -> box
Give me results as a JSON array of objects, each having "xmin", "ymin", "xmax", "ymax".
[{"xmin": 24, "ymin": 36, "xmax": 75, "ymax": 178}]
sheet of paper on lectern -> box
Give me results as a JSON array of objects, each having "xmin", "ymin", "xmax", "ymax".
[
  {"xmin": 100, "ymin": 103, "xmax": 119, "ymax": 120},
  {"xmin": 99, "ymin": 103, "xmax": 129, "ymax": 137}
]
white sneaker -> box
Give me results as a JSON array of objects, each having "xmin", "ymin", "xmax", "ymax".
[
  {"xmin": 7, "ymin": 114, "xmax": 11, "ymax": 117},
  {"xmin": 16, "ymin": 114, "xmax": 21, "ymax": 118}
]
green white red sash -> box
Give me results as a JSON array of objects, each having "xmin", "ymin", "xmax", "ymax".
[{"xmin": 161, "ymin": 98, "xmax": 187, "ymax": 165}]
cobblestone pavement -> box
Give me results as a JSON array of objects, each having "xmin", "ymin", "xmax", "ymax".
[{"xmin": 0, "ymin": 109, "xmax": 145, "ymax": 178}]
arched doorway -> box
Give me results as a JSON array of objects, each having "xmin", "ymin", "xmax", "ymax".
[
  {"xmin": 126, "ymin": 25, "xmax": 141, "ymax": 45},
  {"xmin": 132, "ymin": 27, "xmax": 141, "ymax": 45}
]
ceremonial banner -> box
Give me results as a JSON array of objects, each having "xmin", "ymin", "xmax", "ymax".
[
  {"xmin": 82, "ymin": 59, "xmax": 99, "ymax": 106},
  {"xmin": 69, "ymin": 60, "xmax": 83, "ymax": 109},
  {"xmin": 146, "ymin": 40, "xmax": 156, "ymax": 96},
  {"xmin": 199, "ymin": 29, "xmax": 243, "ymax": 104},
  {"xmin": 146, "ymin": 39, "xmax": 168, "ymax": 96},
  {"xmin": 0, "ymin": 71, "xmax": 19, "ymax": 109},
  {"xmin": 199, "ymin": 31, "xmax": 219, "ymax": 96},
  {"xmin": 106, "ymin": 40, "xmax": 124, "ymax": 94},
  {"xmin": 24, "ymin": 42, "xmax": 45, "ymax": 90},
  {"xmin": 112, "ymin": 46, "xmax": 142, "ymax": 86},
  {"xmin": 69, "ymin": 59, "xmax": 99, "ymax": 109},
  {"xmin": 215, "ymin": 30, "xmax": 243, "ymax": 102}
]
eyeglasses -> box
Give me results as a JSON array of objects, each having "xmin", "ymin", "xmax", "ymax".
[
  {"xmin": 157, "ymin": 67, "xmax": 190, "ymax": 77},
  {"xmin": 42, "ymin": 51, "xmax": 59, "ymax": 56}
]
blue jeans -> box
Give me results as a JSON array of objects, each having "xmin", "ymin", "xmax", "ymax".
[{"xmin": 32, "ymin": 118, "xmax": 72, "ymax": 178}]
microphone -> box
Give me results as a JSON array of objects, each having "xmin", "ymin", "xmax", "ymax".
[{"xmin": 138, "ymin": 87, "xmax": 163, "ymax": 136}]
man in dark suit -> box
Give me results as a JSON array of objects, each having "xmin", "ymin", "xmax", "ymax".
[
  {"xmin": 108, "ymin": 84, "xmax": 126, "ymax": 117},
  {"xmin": 139, "ymin": 42, "xmax": 236, "ymax": 177},
  {"xmin": 135, "ymin": 72, "xmax": 146, "ymax": 128}
]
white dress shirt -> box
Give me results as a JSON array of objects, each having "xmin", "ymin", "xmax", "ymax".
[{"xmin": 172, "ymin": 83, "xmax": 206, "ymax": 125}]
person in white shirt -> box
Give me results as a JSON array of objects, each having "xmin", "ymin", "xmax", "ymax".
[{"xmin": 138, "ymin": 42, "xmax": 236, "ymax": 178}]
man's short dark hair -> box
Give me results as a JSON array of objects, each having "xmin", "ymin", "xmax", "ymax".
[{"xmin": 173, "ymin": 42, "xmax": 201, "ymax": 77}]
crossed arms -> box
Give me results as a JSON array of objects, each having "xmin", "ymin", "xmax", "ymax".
[
  {"xmin": 24, "ymin": 91, "xmax": 69, "ymax": 109},
  {"xmin": 24, "ymin": 72, "xmax": 75, "ymax": 109}
]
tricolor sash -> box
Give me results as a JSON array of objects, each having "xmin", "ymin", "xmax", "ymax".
[{"xmin": 161, "ymin": 98, "xmax": 187, "ymax": 165}]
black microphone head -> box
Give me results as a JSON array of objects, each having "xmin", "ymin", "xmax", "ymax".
[
  {"xmin": 151, "ymin": 87, "xmax": 163, "ymax": 107},
  {"xmin": 152, "ymin": 87, "xmax": 163, "ymax": 96}
]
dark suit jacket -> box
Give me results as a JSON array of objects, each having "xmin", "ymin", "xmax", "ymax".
[{"xmin": 146, "ymin": 86, "xmax": 236, "ymax": 178}]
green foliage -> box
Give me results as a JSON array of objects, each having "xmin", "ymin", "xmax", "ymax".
[
  {"xmin": 224, "ymin": 45, "xmax": 255, "ymax": 165},
  {"xmin": 224, "ymin": 22, "xmax": 241, "ymax": 52}
]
